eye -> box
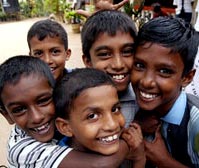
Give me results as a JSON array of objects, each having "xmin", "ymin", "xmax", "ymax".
[
  {"xmin": 97, "ymin": 51, "xmax": 111, "ymax": 58},
  {"xmin": 159, "ymin": 68, "xmax": 174, "ymax": 77},
  {"xmin": 37, "ymin": 95, "xmax": 53, "ymax": 106},
  {"xmin": 52, "ymin": 49, "xmax": 61, "ymax": 56},
  {"xmin": 121, "ymin": 47, "xmax": 134, "ymax": 57},
  {"xmin": 112, "ymin": 104, "xmax": 121, "ymax": 114},
  {"xmin": 12, "ymin": 106, "xmax": 27, "ymax": 115},
  {"xmin": 133, "ymin": 61, "xmax": 145, "ymax": 70},
  {"xmin": 87, "ymin": 113, "xmax": 99, "ymax": 120},
  {"xmin": 33, "ymin": 50, "xmax": 43, "ymax": 57}
]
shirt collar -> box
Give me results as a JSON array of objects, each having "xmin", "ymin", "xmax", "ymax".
[
  {"xmin": 119, "ymin": 83, "xmax": 136, "ymax": 101},
  {"xmin": 161, "ymin": 91, "xmax": 187, "ymax": 125}
]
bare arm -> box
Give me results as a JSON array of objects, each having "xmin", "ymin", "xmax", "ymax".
[
  {"xmin": 58, "ymin": 139, "xmax": 129, "ymax": 168},
  {"xmin": 76, "ymin": 0, "xmax": 129, "ymax": 18}
]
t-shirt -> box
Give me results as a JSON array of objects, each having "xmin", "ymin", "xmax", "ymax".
[{"xmin": 7, "ymin": 125, "xmax": 72, "ymax": 167}]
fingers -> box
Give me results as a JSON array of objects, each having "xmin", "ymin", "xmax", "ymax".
[
  {"xmin": 76, "ymin": 9, "xmax": 91, "ymax": 18},
  {"xmin": 113, "ymin": 0, "xmax": 129, "ymax": 10}
]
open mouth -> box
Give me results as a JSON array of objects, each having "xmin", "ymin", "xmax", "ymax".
[
  {"xmin": 30, "ymin": 122, "xmax": 51, "ymax": 135},
  {"xmin": 140, "ymin": 91, "xmax": 158, "ymax": 100},
  {"xmin": 108, "ymin": 73, "xmax": 128, "ymax": 83},
  {"xmin": 50, "ymin": 67, "xmax": 56, "ymax": 73},
  {"xmin": 98, "ymin": 134, "xmax": 119, "ymax": 144}
]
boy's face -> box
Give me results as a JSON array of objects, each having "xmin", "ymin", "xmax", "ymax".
[
  {"xmin": 83, "ymin": 31, "xmax": 134, "ymax": 92},
  {"xmin": 1, "ymin": 74, "xmax": 55, "ymax": 142},
  {"xmin": 131, "ymin": 43, "xmax": 190, "ymax": 117},
  {"xmin": 29, "ymin": 36, "xmax": 71, "ymax": 81},
  {"xmin": 57, "ymin": 85, "xmax": 125, "ymax": 155}
]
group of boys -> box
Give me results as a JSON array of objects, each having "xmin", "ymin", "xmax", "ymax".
[{"xmin": 1, "ymin": 7, "xmax": 199, "ymax": 168}]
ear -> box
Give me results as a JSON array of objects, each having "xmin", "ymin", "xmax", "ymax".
[
  {"xmin": 55, "ymin": 117, "xmax": 73, "ymax": 137},
  {"xmin": 182, "ymin": 69, "xmax": 196, "ymax": 87},
  {"xmin": 0, "ymin": 109, "xmax": 15, "ymax": 124},
  {"xmin": 65, "ymin": 49, "xmax": 71, "ymax": 61},
  {"xmin": 82, "ymin": 54, "xmax": 92, "ymax": 67}
]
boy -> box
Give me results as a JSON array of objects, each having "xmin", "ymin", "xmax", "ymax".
[
  {"xmin": 81, "ymin": 10, "xmax": 138, "ymax": 127},
  {"xmin": 54, "ymin": 68, "xmax": 146, "ymax": 167},
  {"xmin": 0, "ymin": 56, "xmax": 136, "ymax": 167},
  {"xmin": 131, "ymin": 17, "xmax": 199, "ymax": 167},
  {"xmin": 27, "ymin": 19, "xmax": 71, "ymax": 82}
]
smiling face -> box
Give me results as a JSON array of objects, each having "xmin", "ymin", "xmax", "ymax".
[
  {"xmin": 131, "ymin": 43, "xmax": 190, "ymax": 117},
  {"xmin": 57, "ymin": 85, "xmax": 125, "ymax": 155},
  {"xmin": 29, "ymin": 36, "xmax": 71, "ymax": 81},
  {"xmin": 1, "ymin": 74, "xmax": 55, "ymax": 142},
  {"xmin": 83, "ymin": 31, "xmax": 134, "ymax": 92}
]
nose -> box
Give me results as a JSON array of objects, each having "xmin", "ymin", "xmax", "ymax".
[
  {"xmin": 43, "ymin": 53, "xmax": 53, "ymax": 65},
  {"xmin": 102, "ymin": 113, "xmax": 119, "ymax": 132},
  {"xmin": 111, "ymin": 55, "xmax": 124, "ymax": 70},
  {"xmin": 29, "ymin": 106, "xmax": 45, "ymax": 124},
  {"xmin": 140, "ymin": 71, "xmax": 156, "ymax": 89}
]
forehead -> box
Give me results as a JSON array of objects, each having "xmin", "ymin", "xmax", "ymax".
[
  {"xmin": 73, "ymin": 85, "xmax": 118, "ymax": 108},
  {"xmin": 29, "ymin": 35, "xmax": 63, "ymax": 46},
  {"xmin": 1, "ymin": 74, "xmax": 51, "ymax": 101},
  {"xmin": 135, "ymin": 43, "xmax": 184, "ymax": 67},
  {"xmin": 93, "ymin": 31, "xmax": 134, "ymax": 46}
]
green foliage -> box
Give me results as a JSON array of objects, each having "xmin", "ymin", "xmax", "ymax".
[
  {"xmin": 66, "ymin": 10, "xmax": 82, "ymax": 24},
  {"xmin": 0, "ymin": 11, "xmax": 7, "ymax": 21},
  {"xmin": 19, "ymin": 1, "xmax": 32, "ymax": 18}
]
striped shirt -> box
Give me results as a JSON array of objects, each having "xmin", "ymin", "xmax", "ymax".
[{"xmin": 7, "ymin": 125, "xmax": 72, "ymax": 168}]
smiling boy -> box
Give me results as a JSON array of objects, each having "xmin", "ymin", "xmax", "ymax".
[
  {"xmin": 131, "ymin": 17, "xmax": 199, "ymax": 167},
  {"xmin": 27, "ymin": 19, "xmax": 71, "ymax": 82},
  {"xmin": 81, "ymin": 10, "xmax": 138, "ymax": 127},
  {"xmin": 0, "ymin": 56, "xmax": 133, "ymax": 168},
  {"xmin": 54, "ymin": 68, "xmax": 145, "ymax": 167}
]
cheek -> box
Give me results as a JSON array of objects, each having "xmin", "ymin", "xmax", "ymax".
[{"xmin": 118, "ymin": 115, "xmax": 125, "ymax": 128}]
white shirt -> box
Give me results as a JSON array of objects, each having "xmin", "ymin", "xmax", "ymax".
[{"xmin": 173, "ymin": 0, "xmax": 194, "ymax": 14}]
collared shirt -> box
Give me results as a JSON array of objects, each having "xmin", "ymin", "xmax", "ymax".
[
  {"xmin": 119, "ymin": 83, "xmax": 138, "ymax": 127},
  {"xmin": 161, "ymin": 91, "xmax": 186, "ymax": 125}
]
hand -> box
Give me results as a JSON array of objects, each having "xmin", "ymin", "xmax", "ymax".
[
  {"xmin": 76, "ymin": 0, "xmax": 129, "ymax": 18},
  {"xmin": 144, "ymin": 125, "xmax": 171, "ymax": 166},
  {"xmin": 122, "ymin": 123, "xmax": 145, "ymax": 163}
]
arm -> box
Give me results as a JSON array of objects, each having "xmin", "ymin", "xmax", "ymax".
[
  {"xmin": 58, "ymin": 139, "xmax": 129, "ymax": 168},
  {"xmin": 8, "ymin": 126, "xmax": 128, "ymax": 168},
  {"xmin": 76, "ymin": 0, "xmax": 129, "ymax": 18}
]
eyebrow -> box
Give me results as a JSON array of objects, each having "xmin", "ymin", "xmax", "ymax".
[
  {"xmin": 82, "ymin": 100, "xmax": 121, "ymax": 113},
  {"xmin": 94, "ymin": 42, "xmax": 135, "ymax": 52}
]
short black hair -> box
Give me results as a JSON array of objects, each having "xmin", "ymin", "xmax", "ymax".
[
  {"xmin": 0, "ymin": 55, "xmax": 55, "ymax": 111},
  {"xmin": 54, "ymin": 68, "xmax": 116, "ymax": 119},
  {"xmin": 81, "ymin": 10, "xmax": 138, "ymax": 60},
  {"xmin": 27, "ymin": 19, "xmax": 69, "ymax": 50},
  {"xmin": 136, "ymin": 16, "xmax": 199, "ymax": 75}
]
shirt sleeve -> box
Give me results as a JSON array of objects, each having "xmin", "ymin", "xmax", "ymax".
[{"xmin": 7, "ymin": 125, "xmax": 73, "ymax": 168}]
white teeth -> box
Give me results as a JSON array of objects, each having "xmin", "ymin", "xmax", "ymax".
[
  {"xmin": 112, "ymin": 75, "xmax": 125, "ymax": 80},
  {"xmin": 101, "ymin": 134, "xmax": 118, "ymax": 142},
  {"xmin": 33, "ymin": 123, "xmax": 49, "ymax": 132},
  {"xmin": 140, "ymin": 91, "xmax": 157, "ymax": 99}
]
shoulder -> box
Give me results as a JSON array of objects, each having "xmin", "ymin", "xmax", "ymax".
[
  {"xmin": 119, "ymin": 83, "xmax": 136, "ymax": 102},
  {"xmin": 187, "ymin": 93, "xmax": 199, "ymax": 109}
]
